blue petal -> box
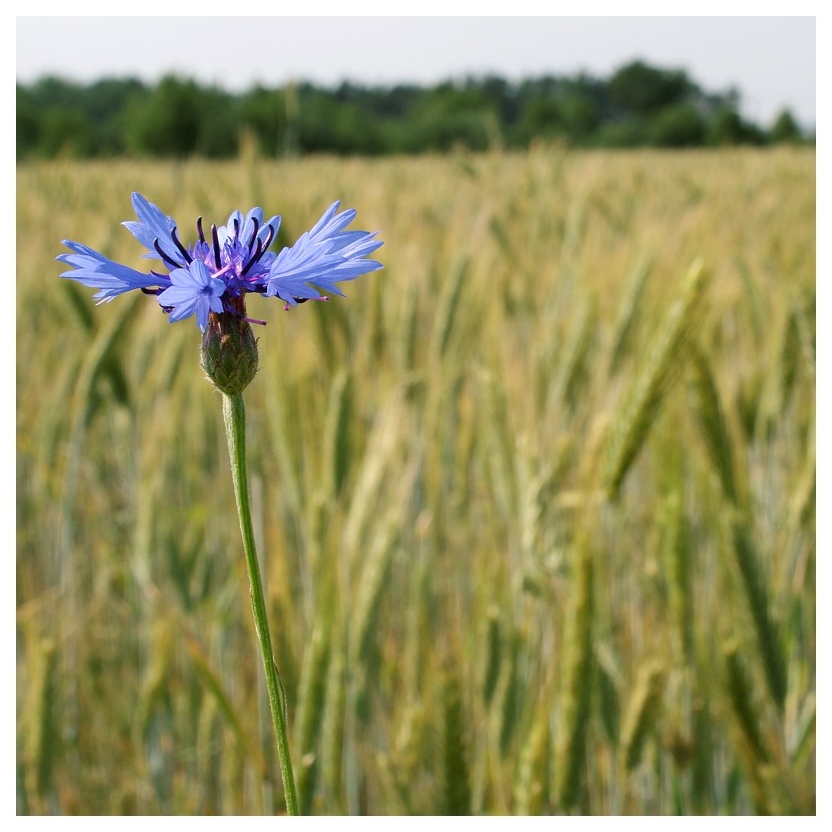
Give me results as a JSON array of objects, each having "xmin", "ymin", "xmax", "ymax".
[
  {"xmin": 259, "ymin": 215, "xmax": 281, "ymax": 248},
  {"xmin": 122, "ymin": 193, "xmax": 184, "ymax": 266},
  {"xmin": 157, "ymin": 261, "xmax": 226, "ymax": 330},
  {"xmin": 264, "ymin": 203, "xmax": 383, "ymax": 302},
  {"xmin": 238, "ymin": 207, "xmax": 264, "ymax": 247},
  {"xmin": 58, "ymin": 240, "xmax": 167, "ymax": 303}
]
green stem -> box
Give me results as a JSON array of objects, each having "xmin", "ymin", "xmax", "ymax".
[{"xmin": 222, "ymin": 392, "xmax": 299, "ymax": 816}]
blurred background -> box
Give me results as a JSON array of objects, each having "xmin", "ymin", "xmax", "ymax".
[
  {"xmin": 16, "ymin": 14, "xmax": 816, "ymax": 816},
  {"xmin": 16, "ymin": 16, "xmax": 816, "ymax": 159}
]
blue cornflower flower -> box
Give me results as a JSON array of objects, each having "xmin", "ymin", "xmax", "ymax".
[{"xmin": 58, "ymin": 192, "xmax": 383, "ymax": 331}]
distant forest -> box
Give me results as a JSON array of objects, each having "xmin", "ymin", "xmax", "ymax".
[{"xmin": 16, "ymin": 60, "xmax": 811, "ymax": 160}]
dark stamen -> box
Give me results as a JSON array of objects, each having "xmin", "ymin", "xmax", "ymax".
[
  {"xmin": 154, "ymin": 238, "xmax": 182, "ymax": 269},
  {"xmin": 233, "ymin": 217, "xmax": 240, "ymax": 240},
  {"xmin": 211, "ymin": 225, "xmax": 222, "ymax": 269},
  {"xmin": 196, "ymin": 217, "xmax": 205, "ymax": 244},
  {"xmin": 262, "ymin": 223, "xmax": 276, "ymax": 251},
  {"xmin": 241, "ymin": 239, "xmax": 263, "ymax": 276},
  {"xmin": 140, "ymin": 286, "xmax": 161, "ymax": 296},
  {"xmin": 170, "ymin": 227, "xmax": 193, "ymax": 264},
  {"xmin": 246, "ymin": 217, "xmax": 260, "ymax": 249}
]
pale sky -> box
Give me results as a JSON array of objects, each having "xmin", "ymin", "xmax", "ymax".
[{"xmin": 15, "ymin": 13, "xmax": 817, "ymax": 129}]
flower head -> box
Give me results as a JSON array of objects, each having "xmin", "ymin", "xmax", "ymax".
[{"xmin": 58, "ymin": 193, "xmax": 383, "ymax": 331}]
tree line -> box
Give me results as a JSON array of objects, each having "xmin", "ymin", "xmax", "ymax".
[{"xmin": 16, "ymin": 60, "xmax": 810, "ymax": 160}]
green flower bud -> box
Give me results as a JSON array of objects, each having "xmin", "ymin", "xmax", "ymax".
[{"xmin": 201, "ymin": 307, "xmax": 259, "ymax": 396}]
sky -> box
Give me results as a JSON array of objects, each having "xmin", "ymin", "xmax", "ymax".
[{"xmin": 15, "ymin": 13, "xmax": 817, "ymax": 129}]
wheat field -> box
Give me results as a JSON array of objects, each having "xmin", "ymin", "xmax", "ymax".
[{"xmin": 16, "ymin": 145, "xmax": 815, "ymax": 815}]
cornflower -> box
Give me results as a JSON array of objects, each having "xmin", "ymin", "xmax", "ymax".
[
  {"xmin": 60, "ymin": 192, "xmax": 382, "ymax": 326},
  {"xmin": 58, "ymin": 193, "xmax": 383, "ymax": 815}
]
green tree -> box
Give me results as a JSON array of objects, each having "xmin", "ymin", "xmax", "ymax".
[
  {"xmin": 609, "ymin": 61, "xmax": 692, "ymax": 117},
  {"xmin": 16, "ymin": 61, "xmax": 787, "ymax": 158},
  {"xmin": 405, "ymin": 83, "xmax": 496, "ymax": 152},
  {"xmin": 559, "ymin": 92, "xmax": 601, "ymax": 143},
  {"xmin": 594, "ymin": 118, "xmax": 648, "ymax": 148},
  {"xmin": 16, "ymin": 86, "xmax": 39, "ymax": 159},
  {"xmin": 194, "ymin": 86, "xmax": 239, "ymax": 158},
  {"xmin": 297, "ymin": 86, "xmax": 382, "ymax": 155},
  {"xmin": 124, "ymin": 75, "xmax": 202, "ymax": 157},
  {"xmin": 516, "ymin": 96, "xmax": 563, "ymax": 143},
  {"xmin": 649, "ymin": 104, "xmax": 707, "ymax": 147},
  {"xmin": 770, "ymin": 109, "xmax": 801, "ymax": 144},
  {"xmin": 705, "ymin": 107, "xmax": 766, "ymax": 147},
  {"xmin": 706, "ymin": 107, "xmax": 745, "ymax": 146},
  {"xmin": 37, "ymin": 107, "xmax": 93, "ymax": 157},
  {"xmin": 240, "ymin": 85, "xmax": 287, "ymax": 156},
  {"xmin": 85, "ymin": 78, "xmax": 147, "ymax": 156}
]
